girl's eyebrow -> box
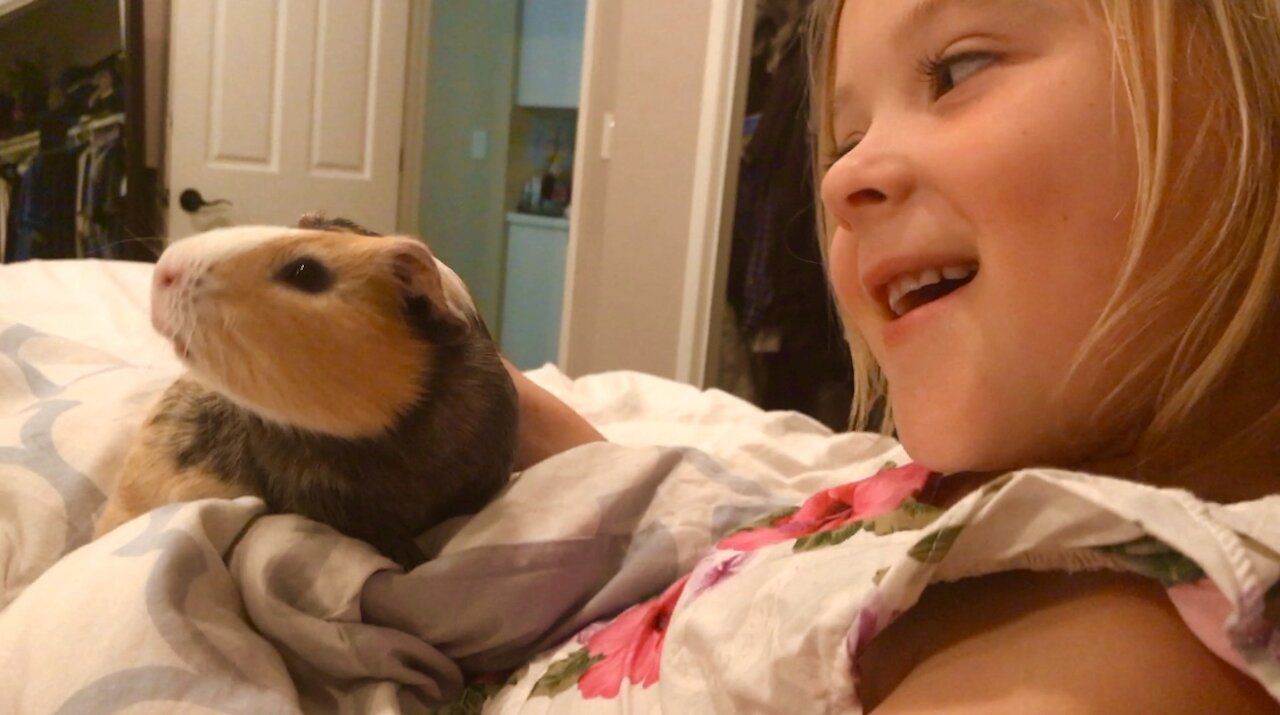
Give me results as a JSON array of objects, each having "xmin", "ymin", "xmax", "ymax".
[
  {"xmin": 896, "ymin": 0, "xmax": 958, "ymax": 43},
  {"xmin": 831, "ymin": 0, "xmax": 1064, "ymax": 117},
  {"xmin": 893, "ymin": 0, "xmax": 1063, "ymax": 46}
]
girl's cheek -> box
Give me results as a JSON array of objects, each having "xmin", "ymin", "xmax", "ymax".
[{"xmin": 827, "ymin": 232, "xmax": 866, "ymax": 322}]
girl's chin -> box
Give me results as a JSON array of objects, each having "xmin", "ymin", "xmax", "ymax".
[{"xmin": 895, "ymin": 422, "xmax": 1021, "ymax": 476}]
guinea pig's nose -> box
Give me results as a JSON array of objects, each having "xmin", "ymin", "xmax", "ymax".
[{"xmin": 154, "ymin": 265, "xmax": 183, "ymax": 291}]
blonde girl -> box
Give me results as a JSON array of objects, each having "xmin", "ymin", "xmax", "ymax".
[{"xmin": 488, "ymin": 0, "xmax": 1280, "ymax": 710}]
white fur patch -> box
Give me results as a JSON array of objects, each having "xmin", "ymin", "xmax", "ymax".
[
  {"xmin": 160, "ymin": 226, "xmax": 310, "ymax": 269},
  {"xmin": 433, "ymin": 258, "xmax": 477, "ymax": 321}
]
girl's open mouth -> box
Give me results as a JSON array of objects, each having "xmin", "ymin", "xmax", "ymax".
[{"xmin": 885, "ymin": 264, "xmax": 978, "ymax": 319}]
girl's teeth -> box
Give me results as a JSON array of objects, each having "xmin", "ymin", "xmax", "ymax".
[{"xmin": 886, "ymin": 264, "xmax": 978, "ymax": 317}]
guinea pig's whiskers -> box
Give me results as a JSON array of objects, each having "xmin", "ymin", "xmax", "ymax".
[
  {"xmin": 90, "ymin": 234, "xmax": 163, "ymax": 260},
  {"xmin": 205, "ymin": 310, "xmax": 244, "ymax": 377}
]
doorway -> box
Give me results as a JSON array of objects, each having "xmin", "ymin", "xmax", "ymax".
[{"xmin": 414, "ymin": 0, "xmax": 586, "ymax": 370}]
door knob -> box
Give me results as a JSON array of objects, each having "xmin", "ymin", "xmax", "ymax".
[{"xmin": 179, "ymin": 188, "xmax": 232, "ymax": 213}]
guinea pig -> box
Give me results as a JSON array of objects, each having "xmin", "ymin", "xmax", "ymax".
[{"xmin": 95, "ymin": 215, "xmax": 519, "ymax": 568}]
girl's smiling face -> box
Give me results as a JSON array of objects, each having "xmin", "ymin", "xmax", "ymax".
[{"xmin": 820, "ymin": 0, "xmax": 1141, "ymax": 473}]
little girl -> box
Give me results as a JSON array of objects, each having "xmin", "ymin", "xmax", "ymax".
[{"xmin": 484, "ymin": 0, "xmax": 1280, "ymax": 712}]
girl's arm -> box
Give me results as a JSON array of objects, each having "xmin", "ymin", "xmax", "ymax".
[{"xmin": 503, "ymin": 359, "xmax": 606, "ymax": 471}]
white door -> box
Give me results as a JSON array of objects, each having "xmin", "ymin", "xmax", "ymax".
[{"xmin": 167, "ymin": 0, "xmax": 410, "ymax": 239}]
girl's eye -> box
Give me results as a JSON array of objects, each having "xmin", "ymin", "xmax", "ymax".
[{"xmin": 919, "ymin": 51, "xmax": 996, "ymax": 99}]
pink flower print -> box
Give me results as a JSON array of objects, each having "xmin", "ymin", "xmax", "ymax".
[
  {"xmin": 689, "ymin": 552, "xmax": 753, "ymax": 599},
  {"xmin": 847, "ymin": 590, "xmax": 897, "ymax": 656},
  {"xmin": 573, "ymin": 620, "xmax": 609, "ymax": 646},
  {"xmin": 718, "ymin": 463, "xmax": 934, "ymax": 552},
  {"xmin": 1167, "ymin": 578, "xmax": 1251, "ymax": 674},
  {"xmin": 578, "ymin": 575, "xmax": 690, "ymax": 699},
  {"xmin": 846, "ymin": 591, "xmax": 902, "ymax": 689}
]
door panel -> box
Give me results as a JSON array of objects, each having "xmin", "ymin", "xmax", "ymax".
[
  {"xmin": 208, "ymin": 0, "xmax": 282, "ymax": 168},
  {"xmin": 168, "ymin": 0, "xmax": 409, "ymax": 239},
  {"xmin": 312, "ymin": 0, "xmax": 375, "ymax": 176}
]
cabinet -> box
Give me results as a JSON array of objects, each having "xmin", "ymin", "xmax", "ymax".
[
  {"xmin": 516, "ymin": 0, "xmax": 586, "ymax": 108},
  {"xmin": 500, "ymin": 212, "xmax": 569, "ymax": 369}
]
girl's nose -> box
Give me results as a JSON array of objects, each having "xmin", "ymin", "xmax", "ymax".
[{"xmin": 820, "ymin": 141, "xmax": 916, "ymax": 227}]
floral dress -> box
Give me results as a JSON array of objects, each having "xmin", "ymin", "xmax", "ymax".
[{"xmin": 454, "ymin": 464, "xmax": 1280, "ymax": 713}]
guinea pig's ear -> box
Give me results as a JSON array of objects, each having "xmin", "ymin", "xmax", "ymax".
[{"xmin": 386, "ymin": 238, "xmax": 473, "ymax": 329}]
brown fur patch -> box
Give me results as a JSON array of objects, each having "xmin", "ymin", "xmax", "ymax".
[{"xmin": 175, "ymin": 232, "xmax": 440, "ymax": 437}]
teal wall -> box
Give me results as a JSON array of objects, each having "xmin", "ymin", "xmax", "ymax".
[{"xmin": 417, "ymin": 1, "xmax": 520, "ymax": 329}]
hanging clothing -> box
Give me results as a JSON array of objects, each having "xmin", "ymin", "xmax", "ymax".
[
  {"xmin": 11, "ymin": 144, "xmax": 83, "ymax": 262},
  {"xmin": 2, "ymin": 114, "xmax": 126, "ymax": 264},
  {"xmin": 77, "ymin": 127, "xmax": 125, "ymax": 259},
  {"xmin": 726, "ymin": 25, "xmax": 853, "ymax": 431}
]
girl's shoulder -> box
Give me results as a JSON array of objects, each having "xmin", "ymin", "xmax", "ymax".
[
  {"xmin": 861, "ymin": 568, "xmax": 1277, "ymax": 713},
  {"xmin": 859, "ymin": 470, "xmax": 1280, "ymax": 712}
]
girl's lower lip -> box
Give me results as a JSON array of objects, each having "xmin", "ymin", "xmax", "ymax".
[{"xmin": 882, "ymin": 283, "xmax": 971, "ymax": 348}]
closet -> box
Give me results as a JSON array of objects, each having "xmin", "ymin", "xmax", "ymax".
[
  {"xmin": 0, "ymin": 0, "xmax": 154, "ymax": 263},
  {"xmin": 713, "ymin": 0, "xmax": 854, "ymax": 431}
]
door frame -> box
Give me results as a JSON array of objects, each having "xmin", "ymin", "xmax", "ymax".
[
  {"xmin": 395, "ymin": 0, "xmax": 432, "ymax": 236},
  {"xmin": 671, "ymin": 0, "xmax": 754, "ymax": 386}
]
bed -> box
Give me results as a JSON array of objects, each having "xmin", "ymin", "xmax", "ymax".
[
  {"xmin": 3, "ymin": 259, "xmax": 1279, "ymax": 714},
  {"xmin": 0, "ymin": 257, "xmax": 913, "ymax": 712}
]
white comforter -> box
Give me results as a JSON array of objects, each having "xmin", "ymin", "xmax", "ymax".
[{"xmin": 0, "ymin": 259, "xmax": 908, "ymax": 713}]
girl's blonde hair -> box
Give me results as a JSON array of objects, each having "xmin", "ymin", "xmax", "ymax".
[{"xmin": 807, "ymin": 0, "xmax": 1280, "ymax": 464}]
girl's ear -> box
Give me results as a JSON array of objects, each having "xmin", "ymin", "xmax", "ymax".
[{"xmin": 385, "ymin": 237, "xmax": 472, "ymax": 329}]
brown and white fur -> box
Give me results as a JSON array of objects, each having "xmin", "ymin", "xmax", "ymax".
[{"xmin": 96, "ymin": 217, "xmax": 518, "ymax": 567}]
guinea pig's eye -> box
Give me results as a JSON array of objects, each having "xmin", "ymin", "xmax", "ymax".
[{"xmin": 275, "ymin": 256, "xmax": 334, "ymax": 294}]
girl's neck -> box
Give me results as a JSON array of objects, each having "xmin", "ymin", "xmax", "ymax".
[{"xmin": 929, "ymin": 411, "xmax": 1279, "ymax": 509}]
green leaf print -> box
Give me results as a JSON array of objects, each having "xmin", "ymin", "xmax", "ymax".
[
  {"xmin": 435, "ymin": 682, "xmax": 503, "ymax": 715},
  {"xmin": 794, "ymin": 520, "xmax": 863, "ymax": 552},
  {"xmin": 908, "ymin": 525, "xmax": 966, "ymax": 564},
  {"xmin": 1095, "ymin": 537, "xmax": 1205, "ymax": 586},
  {"xmin": 792, "ymin": 500, "xmax": 944, "ymax": 553},
  {"xmin": 729, "ymin": 506, "xmax": 800, "ymax": 537},
  {"xmin": 864, "ymin": 498, "xmax": 942, "ymax": 536},
  {"xmin": 1103, "ymin": 537, "xmax": 1204, "ymax": 585},
  {"xmin": 530, "ymin": 648, "xmax": 605, "ymax": 699}
]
